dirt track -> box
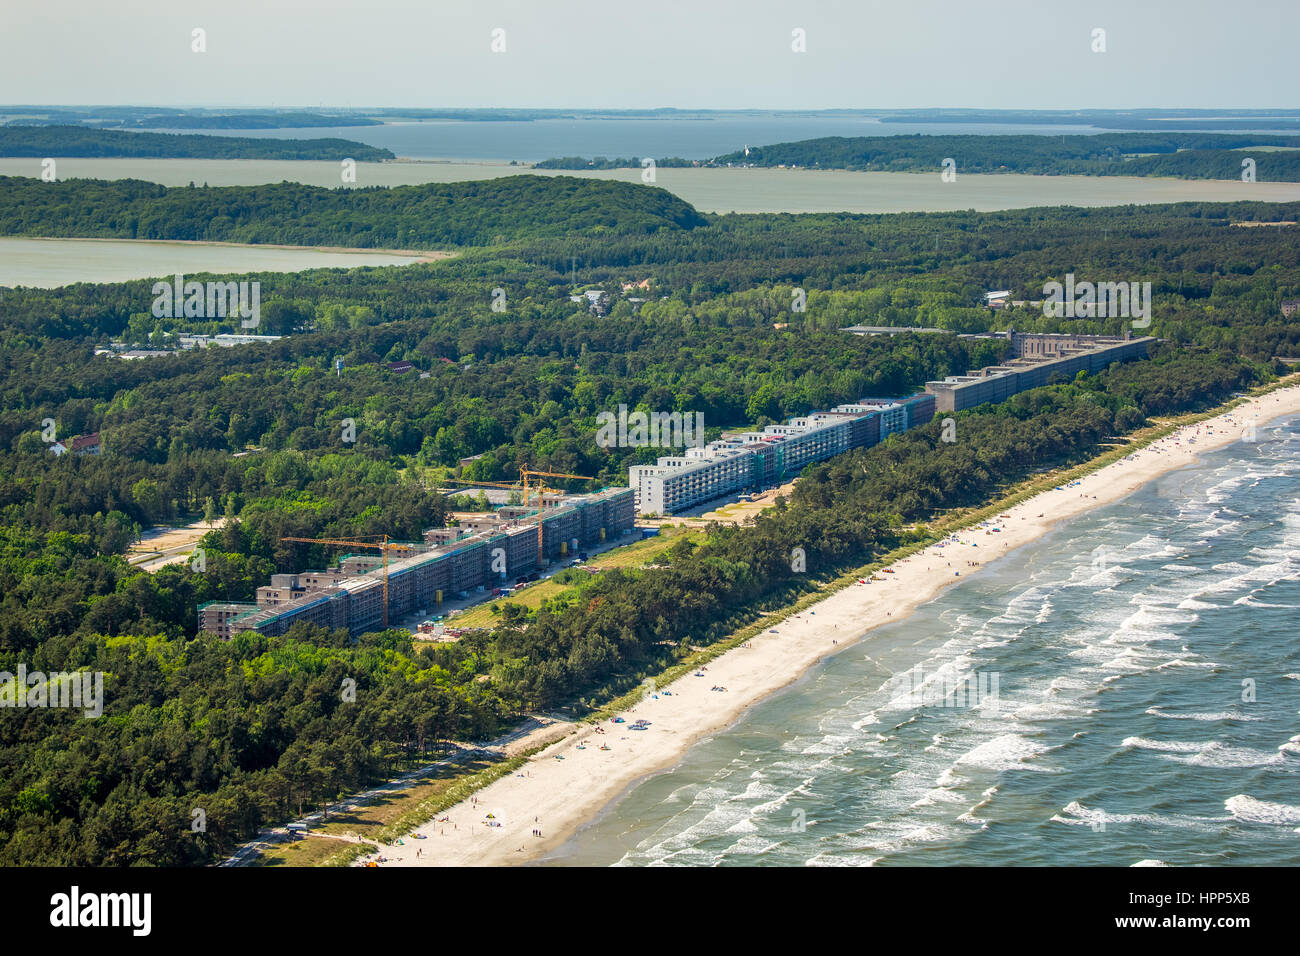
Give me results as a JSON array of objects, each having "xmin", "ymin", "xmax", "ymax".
[{"xmin": 126, "ymin": 518, "xmax": 225, "ymax": 572}]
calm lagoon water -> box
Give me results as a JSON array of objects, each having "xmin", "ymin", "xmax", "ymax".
[
  {"xmin": 199, "ymin": 116, "xmax": 1111, "ymax": 163},
  {"xmin": 0, "ymin": 236, "xmax": 423, "ymax": 289},
  {"xmin": 3, "ymin": 158, "xmax": 1297, "ymax": 217},
  {"xmin": 171, "ymin": 115, "xmax": 1300, "ymax": 164},
  {"xmin": 5, "ymin": 114, "xmax": 1299, "ymax": 285},
  {"xmin": 545, "ymin": 414, "xmax": 1300, "ymax": 867}
]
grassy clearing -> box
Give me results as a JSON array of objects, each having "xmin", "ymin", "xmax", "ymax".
[
  {"xmin": 452, "ymin": 527, "xmax": 699, "ymax": 628},
  {"xmin": 313, "ymin": 754, "xmax": 499, "ymax": 840},
  {"xmin": 368, "ymin": 749, "xmax": 545, "ymax": 845},
  {"xmin": 253, "ymin": 753, "xmax": 541, "ymax": 865},
  {"xmin": 252, "ymin": 835, "xmax": 370, "ymax": 867},
  {"xmin": 321, "ymin": 842, "xmax": 376, "ymax": 868}
]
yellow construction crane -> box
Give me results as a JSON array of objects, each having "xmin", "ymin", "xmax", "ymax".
[
  {"xmin": 520, "ymin": 467, "xmax": 594, "ymax": 484},
  {"xmin": 520, "ymin": 467, "xmax": 594, "ymax": 564},
  {"xmin": 280, "ymin": 534, "xmax": 418, "ymax": 628},
  {"xmin": 437, "ymin": 467, "xmax": 595, "ymax": 564},
  {"xmin": 436, "ymin": 476, "xmax": 562, "ymax": 565},
  {"xmin": 436, "ymin": 477, "xmax": 528, "ymax": 502}
]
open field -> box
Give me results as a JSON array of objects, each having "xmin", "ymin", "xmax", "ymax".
[
  {"xmin": 125, "ymin": 518, "xmax": 224, "ymax": 572},
  {"xmin": 253, "ymin": 835, "xmax": 367, "ymax": 868},
  {"xmin": 699, "ymin": 479, "xmax": 799, "ymax": 524},
  {"xmin": 312, "ymin": 755, "xmax": 500, "ymax": 841},
  {"xmin": 449, "ymin": 527, "xmax": 698, "ymax": 628}
]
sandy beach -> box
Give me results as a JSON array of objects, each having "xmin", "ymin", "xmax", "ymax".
[{"xmin": 374, "ymin": 385, "xmax": 1300, "ymax": 867}]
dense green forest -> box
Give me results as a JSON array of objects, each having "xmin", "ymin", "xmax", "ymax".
[
  {"xmin": 0, "ymin": 126, "xmax": 393, "ymax": 161},
  {"xmin": 0, "ymin": 175, "xmax": 1297, "ymax": 865},
  {"xmin": 708, "ymin": 133, "xmax": 1300, "ymax": 179},
  {"xmin": 0, "ymin": 175, "xmax": 706, "ymax": 247}
]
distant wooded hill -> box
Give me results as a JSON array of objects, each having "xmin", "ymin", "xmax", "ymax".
[
  {"xmin": 0, "ymin": 126, "xmax": 394, "ymax": 161},
  {"xmin": 0, "ymin": 174, "xmax": 708, "ymax": 247},
  {"xmin": 710, "ymin": 133, "xmax": 1300, "ymax": 180}
]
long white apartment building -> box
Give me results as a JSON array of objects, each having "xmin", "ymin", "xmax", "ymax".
[
  {"xmin": 628, "ymin": 404, "xmax": 884, "ymax": 516},
  {"xmin": 629, "ymin": 442, "xmax": 753, "ymax": 516}
]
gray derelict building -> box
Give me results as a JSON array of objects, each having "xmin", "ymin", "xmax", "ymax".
[
  {"xmin": 630, "ymin": 331, "xmax": 1156, "ymax": 515},
  {"xmin": 199, "ymin": 487, "xmax": 635, "ymax": 639},
  {"xmin": 923, "ymin": 330, "xmax": 1156, "ymax": 412},
  {"xmin": 200, "ymin": 333, "xmax": 1155, "ymax": 639}
]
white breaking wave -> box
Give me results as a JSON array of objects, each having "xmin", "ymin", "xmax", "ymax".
[
  {"xmin": 1012, "ymin": 699, "xmax": 1099, "ymax": 721},
  {"xmin": 1153, "ymin": 657, "xmax": 1220, "ymax": 671},
  {"xmin": 1124, "ymin": 737, "xmax": 1285, "ymax": 767},
  {"xmin": 1234, "ymin": 595, "xmax": 1299, "ymax": 608},
  {"xmin": 1122, "ymin": 736, "xmax": 1205, "ymax": 753},
  {"xmin": 1052, "ymin": 800, "xmax": 1222, "ymax": 831},
  {"xmin": 953, "ymin": 733, "xmax": 1058, "ymax": 773},
  {"xmin": 1225, "ymin": 794, "xmax": 1300, "ymax": 825},
  {"xmin": 1144, "ymin": 706, "xmax": 1260, "ymax": 722}
]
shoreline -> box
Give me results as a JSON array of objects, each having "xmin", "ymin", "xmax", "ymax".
[
  {"xmin": 7, "ymin": 159, "xmax": 1300, "ymax": 214},
  {"xmin": 4, "ymin": 235, "xmax": 453, "ymax": 262},
  {"xmin": 375, "ymin": 384, "xmax": 1300, "ymax": 868}
]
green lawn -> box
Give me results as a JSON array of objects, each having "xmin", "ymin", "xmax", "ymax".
[
  {"xmin": 252, "ymin": 835, "xmax": 371, "ymax": 867},
  {"xmin": 313, "ymin": 755, "xmax": 499, "ymax": 840},
  {"xmin": 452, "ymin": 527, "xmax": 698, "ymax": 627}
]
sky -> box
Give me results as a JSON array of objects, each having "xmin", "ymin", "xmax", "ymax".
[{"xmin": 0, "ymin": 0, "xmax": 1296, "ymax": 110}]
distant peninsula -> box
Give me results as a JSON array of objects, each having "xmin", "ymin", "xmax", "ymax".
[
  {"xmin": 0, "ymin": 126, "xmax": 394, "ymax": 161},
  {"xmin": 538, "ymin": 132, "xmax": 1300, "ymax": 181}
]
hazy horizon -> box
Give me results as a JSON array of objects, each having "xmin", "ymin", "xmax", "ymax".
[
  {"xmin": 5, "ymin": 105, "xmax": 1299, "ymax": 113},
  {"xmin": 2, "ymin": 0, "xmax": 1296, "ymax": 111}
]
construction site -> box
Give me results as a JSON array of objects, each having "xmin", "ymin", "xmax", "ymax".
[
  {"xmin": 199, "ymin": 482, "xmax": 636, "ymax": 640},
  {"xmin": 198, "ymin": 333, "xmax": 1157, "ymax": 638}
]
